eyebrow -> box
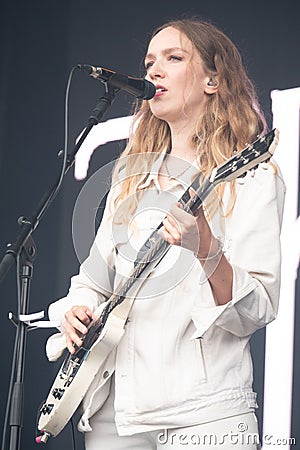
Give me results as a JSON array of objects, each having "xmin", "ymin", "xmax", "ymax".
[{"xmin": 144, "ymin": 47, "xmax": 190, "ymax": 61}]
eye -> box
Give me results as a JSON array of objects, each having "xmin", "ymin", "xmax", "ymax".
[
  {"xmin": 144, "ymin": 61, "xmax": 154, "ymax": 71},
  {"xmin": 168, "ymin": 55, "xmax": 183, "ymax": 62}
]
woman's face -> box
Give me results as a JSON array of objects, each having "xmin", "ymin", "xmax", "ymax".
[{"xmin": 144, "ymin": 26, "xmax": 213, "ymax": 127}]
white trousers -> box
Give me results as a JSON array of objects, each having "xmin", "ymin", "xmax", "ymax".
[{"xmin": 85, "ymin": 380, "xmax": 260, "ymax": 450}]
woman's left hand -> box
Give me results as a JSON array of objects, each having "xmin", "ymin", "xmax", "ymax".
[{"xmin": 158, "ymin": 202, "xmax": 213, "ymax": 257}]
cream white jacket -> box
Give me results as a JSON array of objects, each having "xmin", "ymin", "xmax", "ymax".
[{"xmin": 46, "ymin": 155, "xmax": 285, "ymax": 436}]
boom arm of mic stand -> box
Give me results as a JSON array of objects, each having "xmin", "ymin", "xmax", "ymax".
[{"xmin": 0, "ymin": 86, "xmax": 118, "ymax": 284}]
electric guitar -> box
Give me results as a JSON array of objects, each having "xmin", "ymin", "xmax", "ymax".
[{"xmin": 36, "ymin": 129, "xmax": 279, "ymax": 443}]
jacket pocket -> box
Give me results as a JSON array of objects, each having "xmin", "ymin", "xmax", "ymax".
[{"xmin": 194, "ymin": 337, "xmax": 207, "ymax": 384}]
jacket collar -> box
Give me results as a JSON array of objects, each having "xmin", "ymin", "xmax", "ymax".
[{"xmin": 137, "ymin": 150, "xmax": 200, "ymax": 192}]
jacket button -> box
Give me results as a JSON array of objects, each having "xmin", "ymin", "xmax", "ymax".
[{"xmin": 103, "ymin": 371, "xmax": 109, "ymax": 379}]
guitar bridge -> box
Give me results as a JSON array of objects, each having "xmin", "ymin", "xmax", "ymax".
[
  {"xmin": 60, "ymin": 347, "xmax": 90, "ymax": 387},
  {"xmin": 60, "ymin": 357, "xmax": 80, "ymax": 386}
]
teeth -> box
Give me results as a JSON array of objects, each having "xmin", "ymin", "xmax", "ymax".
[{"xmin": 156, "ymin": 88, "xmax": 165, "ymax": 92}]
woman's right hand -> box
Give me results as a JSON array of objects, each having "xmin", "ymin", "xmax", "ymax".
[{"xmin": 63, "ymin": 305, "xmax": 94, "ymax": 354}]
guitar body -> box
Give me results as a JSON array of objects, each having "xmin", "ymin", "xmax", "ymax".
[{"xmin": 38, "ymin": 302, "xmax": 129, "ymax": 438}]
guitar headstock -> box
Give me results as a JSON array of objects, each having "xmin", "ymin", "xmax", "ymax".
[{"xmin": 209, "ymin": 128, "xmax": 279, "ymax": 184}]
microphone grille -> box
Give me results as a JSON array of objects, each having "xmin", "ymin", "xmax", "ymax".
[{"xmin": 142, "ymin": 80, "xmax": 156, "ymax": 100}]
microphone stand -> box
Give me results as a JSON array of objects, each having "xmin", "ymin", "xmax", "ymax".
[
  {"xmin": 0, "ymin": 84, "xmax": 119, "ymax": 450},
  {"xmin": 7, "ymin": 234, "xmax": 36, "ymax": 450}
]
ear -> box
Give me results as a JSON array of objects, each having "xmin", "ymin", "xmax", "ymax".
[{"xmin": 204, "ymin": 76, "xmax": 219, "ymax": 94}]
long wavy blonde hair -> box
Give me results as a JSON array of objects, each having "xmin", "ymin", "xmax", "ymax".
[{"xmin": 112, "ymin": 18, "xmax": 267, "ymax": 221}]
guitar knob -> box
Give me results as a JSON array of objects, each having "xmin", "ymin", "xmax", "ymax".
[
  {"xmin": 35, "ymin": 431, "xmax": 51, "ymax": 444},
  {"xmin": 52, "ymin": 388, "xmax": 65, "ymax": 399},
  {"xmin": 40, "ymin": 403, "xmax": 54, "ymax": 415}
]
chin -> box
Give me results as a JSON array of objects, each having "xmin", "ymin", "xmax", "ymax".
[{"xmin": 150, "ymin": 107, "xmax": 173, "ymax": 123}]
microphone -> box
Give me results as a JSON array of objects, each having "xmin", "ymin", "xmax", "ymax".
[{"xmin": 78, "ymin": 64, "xmax": 156, "ymax": 100}]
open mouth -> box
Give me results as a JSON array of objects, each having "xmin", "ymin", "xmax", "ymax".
[{"xmin": 155, "ymin": 85, "xmax": 167, "ymax": 96}]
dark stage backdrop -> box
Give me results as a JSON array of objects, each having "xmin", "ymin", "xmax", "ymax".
[{"xmin": 0, "ymin": 1, "xmax": 299, "ymax": 449}]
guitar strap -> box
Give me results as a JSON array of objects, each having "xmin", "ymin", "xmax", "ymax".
[{"xmin": 109, "ymin": 296, "xmax": 135, "ymax": 322}]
